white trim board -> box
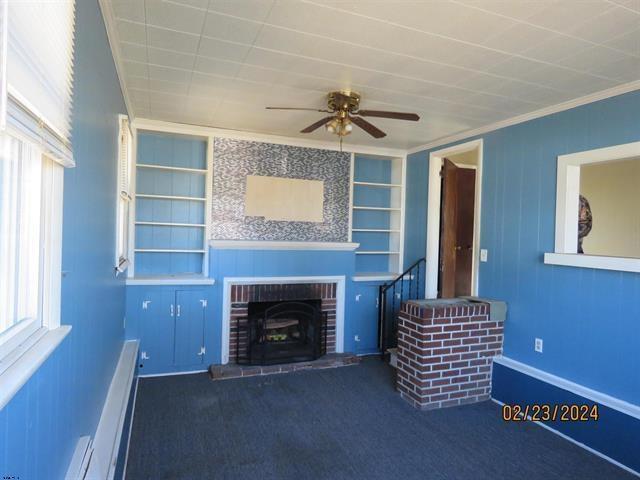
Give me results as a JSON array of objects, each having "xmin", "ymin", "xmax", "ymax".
[
  {"xmin": 221, "ymin": 276, "xmax": 346, "ymax": 364},
  {"xmin": 210, "ymin": 240, "xmax": 359, "ymax": 251},
  {"xmin": 85, "ymin": 340, "xmax": 138, "ymax": 480},
  {"xmin": 490, "ymin": 398, "xmax": 640, "ymax": 478},
  {"xmin": 425, "ymin": 139, "xmax": 483, "ymax": 299},
  {"xmin": 120, "ymin": 377, "xmax": 138, "ymax": 480},
  {"xmin": 407, "ymin": 81, "xmax": 640, "ymax": 154},
  {"xmin": 544, "ymin": 253, "xmax": 640, "ymax": 273},
  {"xmin": 494, "ymin": 356, "xmax": 640, "ymax": 420},
  {"xmin": 137, "ymin": 369, "xmax": 208, "ymax": 378},
  {"xmin": 125, "ymin": 276, "xmax": 215, "ymax": 286},
  {"xmin": 133, "ymin": 117, "xmax": 407, "ymax": 158}
]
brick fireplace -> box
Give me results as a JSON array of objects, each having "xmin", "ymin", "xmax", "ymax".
[{"xmin": 227, "ymin": 282, "xmax": 338, "ymax": 364}]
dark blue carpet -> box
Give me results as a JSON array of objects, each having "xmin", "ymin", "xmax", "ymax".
[{"xmin": 125, "ymin": 359, "xmax": 633, "ymax": 480}]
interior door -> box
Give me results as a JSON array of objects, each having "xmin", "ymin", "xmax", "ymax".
[
  {"xmin": 454, "ymin": 168, "xmax": 476, "ymax": 296},
  {"xmin": 174, "ymin": 290, "xmax": 206, "ymax": 366},
  {"xmin": 438, "ymin": 158, "xmax": 459, "ymax": 298}
]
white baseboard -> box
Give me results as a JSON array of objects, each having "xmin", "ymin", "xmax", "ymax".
[
  {"xmin": 85, "ymin": 340, "xmax": 138, "ymax": 480},
  {"xmin": 494, "ymin": 356, "xmax": 640, "ymax": 420},
  {"xmin": 138, "ymin": 368, "xmax": 207, "ymax": 378},
  {"xmin": 121, "ymin": 377, "xmax": 139, "ymax": 480},
  {"xmin": 490, "ymin": 398, "xmax": 639, "ymax": 478},
  {"xmin": 65, "ymin": 436, "xmax": 92, "ymax": 480}
]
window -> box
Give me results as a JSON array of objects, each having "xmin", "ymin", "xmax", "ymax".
[
  {"xmin": 0, "ymin": 132, "xmax": 63, "ymax": 368},
  {"xmin": 545, "ymin": 141, "xmax": 640, "ymax": 273},
  {"xmin": 0, "ymin": 0, "xmax": 75, "ymax": 385},
  {"xmin": 116, "ymin": 115, "xmax": 132, "ymax": 273}
]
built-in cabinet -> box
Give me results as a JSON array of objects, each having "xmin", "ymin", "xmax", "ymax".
[
  {"xmin": 134, "ymin": 287, "xmax": 209, "ymax": 374},
  {"xmin": 133, "ymin": 132, "xmax": 210, "ymax": 278},
  {"xmin": 350, "ymin": 154, "xmax": 405, "ymax": 278}
]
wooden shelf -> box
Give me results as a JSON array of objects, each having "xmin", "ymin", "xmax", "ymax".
[
  {"xmin": 137, "ymin": 163, "xmax": 207, "ymax": 174},
  {"xmin": 134, "ymin": 249, "xmax": 206, "ymax": 253},
  {"xmin": 353, "ymin": 181, "xmax": 402, "ymax": 188},
  {"xmin": 136, "ymin": 194, "xmax": 206, "ymax": 202},
  {"xmin": 355, "ymin": 251, "xmax": 400, "ymax": 255},
  {"xmin": 352, "ymin": 206, "xmax": 401, "ymax": 211},
  {"xmin": 352, "ymin": 272, "xmax": 400, "ymax": 282},
  {"xmin": 135, "ymin": 221, "xmax": 206, "ymax": 227}
]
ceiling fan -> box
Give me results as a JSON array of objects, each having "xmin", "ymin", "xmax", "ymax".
[{"xmin": 266, "ymin": 91, "xmax": 419, "ymax": 139}]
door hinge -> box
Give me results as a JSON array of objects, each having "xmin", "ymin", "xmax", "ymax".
[
  {"xmin": 142, "ymin": 300, "xmax": 151, "ymax": 310},
  {"xmin": 197, "ymin": 346, "xmax": 206, "ymax": 356},
  {"xmin": 141, "ymin": 351, "xmax": 149, "ymax": 360},
  {"xmin": 200, "ymin": 299, "xmax": 207, "ymax": 308}
]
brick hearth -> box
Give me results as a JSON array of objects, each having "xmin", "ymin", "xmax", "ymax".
[
  {"xmin": 396, "ymin": 299, "xmax": 504, "ymax": 410},
  {"xmin": 229, "ymin": 282, "xmax": 337, "ymax": 364}
]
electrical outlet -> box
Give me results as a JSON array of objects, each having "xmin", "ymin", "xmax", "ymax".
[
  {"xmin": 534, "ymin": 338, "xmax": 543, "ymax": 353},
  {"xmin": 480, "ymin": 249, "xmax": 488, "ymax": 262},
  {"xmin": 354, "ymin": 335, "xmax": 360, "ymax": 342}
]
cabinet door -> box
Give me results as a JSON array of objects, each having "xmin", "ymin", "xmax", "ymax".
[
  {"xmin": 140, "ymin": 290, "xmax": 176, "ymax": 373},
  {"xmin": 174, "ymin": 290, "xmax": 206, "ymax": 366},
  {"xmin": 354, "ymin": 285, "xmax": 382, "ymax": 355}
]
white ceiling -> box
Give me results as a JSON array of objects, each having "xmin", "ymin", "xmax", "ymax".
[{"xmin": 102, "ymin": 0, "xmax": 640, "ymax": 149}]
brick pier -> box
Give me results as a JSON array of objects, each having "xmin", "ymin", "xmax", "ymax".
[{"xmin": 396, "ymin": 299, "xmax": 504, "ymax": 410}]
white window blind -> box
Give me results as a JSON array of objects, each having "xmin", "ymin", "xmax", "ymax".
[
  {"xmin": 115, "ymin": 115, "xmax": 132, "ymax": 272},
  {"xmin": 1, "ymin": 0, "xmax": 76, "ymax": 166}
]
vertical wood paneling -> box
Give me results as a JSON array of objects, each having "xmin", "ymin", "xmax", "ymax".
[
  {"xmin": 404, "ymin": 90, "xmax": 640, "ymax": 404},
  {"xmin": 0, "ymin": 0, "xmax": 127, "ymax": 477}
]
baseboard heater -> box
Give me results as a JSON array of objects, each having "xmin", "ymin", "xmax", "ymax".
[{"xmin": 66, "ymin": 341, "xmax": 138, "ymax": 480}]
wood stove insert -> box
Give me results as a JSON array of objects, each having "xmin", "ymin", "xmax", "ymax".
[{"xmin": 237, "ymin": 299, "xmax": 327, "ymax": 365}]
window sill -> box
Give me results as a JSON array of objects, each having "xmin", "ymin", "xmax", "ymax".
[
  {"xmin": 0, "ymin": 325, "xmax": 71, "ymax": 410},
  {"xmin": 544, "ymin": 253, "xmax": 640, "ymax": 273}
]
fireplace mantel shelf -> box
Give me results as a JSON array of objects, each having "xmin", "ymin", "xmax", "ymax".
[{"xmin": 210, "ymin": 240, "xmax": 360, "ymax": 251}]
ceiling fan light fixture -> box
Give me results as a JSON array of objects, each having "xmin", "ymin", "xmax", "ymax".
[{"xmin": 326, "ymin": 118, "xmax": 340, "ymax": 133}]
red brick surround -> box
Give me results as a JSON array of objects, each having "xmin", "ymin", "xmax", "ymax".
[
  {"xmin": 229, "ymin": 283, "xmax": 337, "ymax": 363},
  {"xmin": 396, "ymin": 300, "xmax": 504, "ymax": 410}
]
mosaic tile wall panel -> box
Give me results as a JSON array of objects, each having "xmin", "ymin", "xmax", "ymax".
[{"xmin": 211, "ymin": 138, "xmax": 350, "ymax": 242}]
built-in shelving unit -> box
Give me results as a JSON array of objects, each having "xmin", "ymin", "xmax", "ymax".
[
  {"xmin": 350, "ymin": 153, "xmax": 405, "ymax": 279},
  {"xmin": 132, "ymin": 131, "xmax": 210, "ymax": 278}
]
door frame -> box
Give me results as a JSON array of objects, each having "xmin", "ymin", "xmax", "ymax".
[{"xmin": 425, "ymin": 139, "xmax": 483, "ymax": 299}]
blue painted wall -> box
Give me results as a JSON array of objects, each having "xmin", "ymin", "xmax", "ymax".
[
  {"xmin": 405, "ymin": 90, "xmax": 640, "ymax": 405},
  {"xmin": 403, "ymin": 150, "xmax": 429, "ymax": 269},
  {"xmin": 126, "ymin": 249, "xmax": 379, "ymax": 369},
  {"xmin": 492, "ymin": 363, "xmax": 640, "ymax": 472},
  {"xmin": 0, "ymin": 1, "xmax": 127, "ymax": 478}
]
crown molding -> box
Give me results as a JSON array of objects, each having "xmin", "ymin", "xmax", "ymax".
[
  {"xmin": 98, "ymin": 0, "xmax": 136, "ymax": 120},
  {"xmin": 407, "ymin": 80, "xmax": 640, "ymax": 155},
  {"xmin": 133, "ymin": 117, "xmax": 408, "ymax": 157}
]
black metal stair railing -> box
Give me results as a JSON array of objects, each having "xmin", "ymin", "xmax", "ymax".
[{"xmin": 378, "ymin": 258, "xmax": 426, "ymax": 355}]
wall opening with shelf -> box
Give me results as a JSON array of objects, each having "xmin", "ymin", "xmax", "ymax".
[{"xmin": 351, "ymin": 154, "xmax": 405, "ymax": 278}]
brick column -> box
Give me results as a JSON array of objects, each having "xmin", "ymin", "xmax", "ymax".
[{"xmin": 396, "ymin": 300, "xmax": 504, "ymax": 410}]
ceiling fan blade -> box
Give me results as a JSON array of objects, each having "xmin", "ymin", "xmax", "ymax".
[
  {"xmin": 357, "ymin": 110, "xmax": 420, "ymax": 121},
  {"xmin": 266, "ymin": 107, "xmax": 331, "ymax": 112},
  {"xmin": 300, "ymin": 116, "xmax": 335, "ymax": 133},
  {"xmin": 351, "ymin": 116, "xmax": 386, "ymax": 138}
]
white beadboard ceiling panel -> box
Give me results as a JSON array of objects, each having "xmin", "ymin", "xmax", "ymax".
[{"xmin": 101, "ymin": 0, "xmax": 640, "ymax": 149}]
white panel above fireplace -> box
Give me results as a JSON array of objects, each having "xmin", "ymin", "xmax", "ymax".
[{"xmin": 245, "ymin": 175, "xmax": 324, "ymax": 222}]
